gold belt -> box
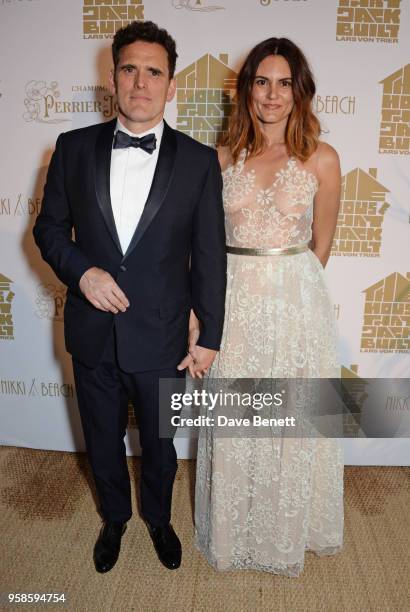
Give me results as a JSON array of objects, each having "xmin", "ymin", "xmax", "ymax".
[{"xmin": 226, "ymin": 243, "xmax": 309, "ymax": 256}]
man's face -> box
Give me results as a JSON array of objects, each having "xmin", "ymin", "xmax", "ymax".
[{"xmin": 109, "ymin": 40, "xmax": 176, "ymax": 133}]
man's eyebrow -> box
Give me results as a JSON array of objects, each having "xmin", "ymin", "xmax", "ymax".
[
  {"xmin": 146, "ymin": 65, "xmax": 164, "ymax": 74},
  {"xmin": 119, "ymin": 62, "xmax": 165, "ymax": 75}
]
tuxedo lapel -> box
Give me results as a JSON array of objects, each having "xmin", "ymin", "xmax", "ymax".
[
  {"xmin": 94, "ymin": 118, "xmax": 123, "ymax": 254},
  {"xmin": 122, "ymin": 121, "xmax": 177, "ymax": 261}
]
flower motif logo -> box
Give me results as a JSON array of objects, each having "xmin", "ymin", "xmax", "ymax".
[
  {"xmin": 35, "ymin": 283, "xmax": 66, "ymax": 320},
  {"xmin": 172, "ymin": 0, "xmax": 224, "ymax": 10},
  {"xmin": 25, "ymin": 80, "xmax": 48, "ymax": 101},
  {"xmin": 23, "ymin": 80, "xmax": 64, "ymax": 123}
]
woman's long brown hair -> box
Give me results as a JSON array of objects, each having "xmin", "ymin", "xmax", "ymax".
[{"xmin": 224, "ymin": 38, "xmax": 321, "ymax": 163}]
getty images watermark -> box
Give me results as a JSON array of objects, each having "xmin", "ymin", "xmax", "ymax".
[
  {"xmin": 158, "ymin": 378, "xmax": 410, "ymax": 439},
  {"xmin": 169, "ymin": 388, "xmax": 296, "ymax": 428}
]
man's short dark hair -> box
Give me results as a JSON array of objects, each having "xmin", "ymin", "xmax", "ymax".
[{"xmin": 112, "ymin": 21, "xmax": 178, "ymax": 79}]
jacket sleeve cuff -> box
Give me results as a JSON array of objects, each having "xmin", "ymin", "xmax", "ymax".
[
  {"xmin": 65, "ymin": 250, "xmax": 93, "ymax": 295},
  {"xmin": 197, "ymin": 331, "xmax": 222, "ymax": 352}
]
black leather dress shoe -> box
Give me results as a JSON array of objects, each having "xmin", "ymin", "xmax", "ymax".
[
  {"xmin": 94, "ymin": 521, "xmax": 127, "ymax": 573},
  {"xmin": 147, "ymin": 523, "xmax": 182, "ymax": 570}
]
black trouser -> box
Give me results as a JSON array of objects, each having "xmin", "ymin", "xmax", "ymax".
[{"xmin": 72, "ymin": 329, "xmax": 184, "ymax": 526}]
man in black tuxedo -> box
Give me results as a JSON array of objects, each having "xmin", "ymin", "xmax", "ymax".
[{"xmin": 33, "ymin": 21, "xmax": 226, "ymax": 573}]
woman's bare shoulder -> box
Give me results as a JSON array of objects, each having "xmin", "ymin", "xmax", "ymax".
[
  {"xmin": 308, "ymin": 142, "xmax": 340, "ymax": 181},
  {"xmin": 315, "ymin": 141, "xmax": 340, "ymax": 167}
]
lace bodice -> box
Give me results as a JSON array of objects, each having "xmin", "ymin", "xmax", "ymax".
[{"xmin": 223, "ymin": 150, "xmax": 318, "ymax": 249}]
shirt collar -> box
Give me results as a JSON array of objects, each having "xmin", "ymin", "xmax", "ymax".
[{"xmin": 115, "ymin": 117, "xmax": 164, "ymax": 145}]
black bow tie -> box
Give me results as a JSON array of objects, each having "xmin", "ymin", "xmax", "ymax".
[{"xmin": 113, "ymin": 130, "xmax": 157, "ymax": 154}]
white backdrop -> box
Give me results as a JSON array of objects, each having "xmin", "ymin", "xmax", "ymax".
[{"xmin": 0, "ymin": 0, "xmax": 409, "ymax": 464}]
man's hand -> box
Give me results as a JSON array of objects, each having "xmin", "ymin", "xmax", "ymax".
[
  {"xmin": 178, "ymin": 325, "xmax": 217, "ymax": 379},
  {"xmin": 189, "ymin": 345, "xmax": 217, "ymax": 379},
  {"xmin": 79, "ymin": 266, "xmax": 130, "ymax": 314},
  {"xmin": 178, "ymin": 325, "xmax": 199, "ymax": 378}
]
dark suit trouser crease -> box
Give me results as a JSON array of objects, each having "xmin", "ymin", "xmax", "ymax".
[{"xmin": 72, "ymin": 327, "xmax": 184, "ymax": 526}]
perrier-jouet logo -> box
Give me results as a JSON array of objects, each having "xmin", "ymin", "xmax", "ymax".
[
  {"xmin": 0, "ymin": 274, "xmax": 15, "ymax": 340},
  {"xmin": 332, "ymin": 167, "xmax": 389, "ymax": 257},
  {"xmin": 176, "ymin": 53, "xmax": 237, "ymax": 146},
  {"xmin": 361, "ymin": 272, "xmax": 410, "ymax": 352}
]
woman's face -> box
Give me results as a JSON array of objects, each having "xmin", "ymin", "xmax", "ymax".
[{"xmin": 250, "ymin": 54, "xmax": 294, "ymax": 126}]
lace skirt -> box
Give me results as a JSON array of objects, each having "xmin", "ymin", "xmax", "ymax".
[{"xmin": 194, "ymin": 249, "xmax": 344, "ymax": 575}]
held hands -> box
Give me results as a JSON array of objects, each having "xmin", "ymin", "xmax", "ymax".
[
  {"xmin": 177, "ymin": 325, "xmax": 217, "ymax": 379},
  {"xmin": 79, "ymin": 267, "xmax": 130, "ymax": 314},
  {"xmin": 78, "ymin": 278, "xmax": 216, "ymax": 374}
]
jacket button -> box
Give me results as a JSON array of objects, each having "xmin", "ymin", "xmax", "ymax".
[{"xmin": 120, "ymin": 265, "xmax": 126, "ymax": 272}]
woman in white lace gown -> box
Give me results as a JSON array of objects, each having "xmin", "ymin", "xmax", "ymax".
[{"xmin": 192, "ymin": 38, "xmax": 344, "ymax": 576}]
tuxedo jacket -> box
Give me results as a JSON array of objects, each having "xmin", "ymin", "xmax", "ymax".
[{"xmin": 33, "ymin": 119, "xmax": 227, "ymax": 372}]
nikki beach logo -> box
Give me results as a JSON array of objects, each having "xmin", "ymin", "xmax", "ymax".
[
  {"xmin": 175, "ymin": 53, "xmax": 237, "ymax": 146},
  {"xmin": 0, "ymin": 194, "xmax": 41, "ymax": 217},
  {"xmin": 315, "ymin": 94, "xmax": 356, "ymax": 115},
  {"xmin": 0, "ymin": 378, "xmax": 75, "ymax": 399},
  {"xmin": 23, "ymin": 81, "xmax": 117, "ymax": 124},
  {"xmin": 83, "ymin": 0, "xmax": 144, "ymax": 39}
]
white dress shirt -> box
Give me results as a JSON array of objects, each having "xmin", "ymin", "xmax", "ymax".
[{"xmin": 110, "ymin": 118, "xmax": 164, "ymax": 254}]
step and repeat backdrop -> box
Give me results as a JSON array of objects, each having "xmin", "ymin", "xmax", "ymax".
[{"xmin": 0, "ymin": 0, "xmax": 409, "ymax": 464}]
